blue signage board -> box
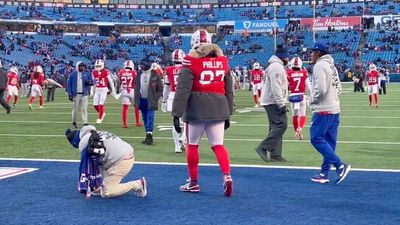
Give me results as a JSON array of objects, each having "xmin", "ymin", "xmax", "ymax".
[{"xmin": 234, "ymin": 19, "xmax": 288, "ymax": 33}]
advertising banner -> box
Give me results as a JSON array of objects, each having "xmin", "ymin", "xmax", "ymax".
[
  {"xmin": 234, "ymin": 19, "xmax": 288, "ymax": 33},
  {"xmin": 300, "ymin": 16, "xmax": 361, "ymax": 30}
]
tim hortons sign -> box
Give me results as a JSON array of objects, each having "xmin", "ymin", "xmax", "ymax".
[{"xmin": 300, "ymin": 16, "xmax": 361, "ymax": 30}]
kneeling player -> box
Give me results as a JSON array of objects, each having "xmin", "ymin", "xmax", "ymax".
[
  {"xmin": 117, "ymin": 60, "xmax": 142, "ymax": 128},
  {"xmin": 162, "ymin": 49, "xmax": 187, "ymax": 153},
  {"xmin": 286, "ymin": 57, "xmax": 310, "ymax": 140}
]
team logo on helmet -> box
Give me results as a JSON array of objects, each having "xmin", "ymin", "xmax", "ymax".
[
  {"xmin": 289, "ymin": 57, "xmax": 303, "ymax": 69},
  {"xmin": 124, "ymin": 60, "xmax": 134, "ymax": 70},
  {"xmin": 172, "ymin": 49, "xmax": 185, "ymax": 63}
]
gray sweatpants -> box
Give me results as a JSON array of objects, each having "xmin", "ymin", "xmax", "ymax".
[
  {"xmin": 257, "ymin": 104, "xmax": 288, "ymax": 158},
  {"xmin": 72, "ymin": 94, "xmax": 88, "ymax": 124}
]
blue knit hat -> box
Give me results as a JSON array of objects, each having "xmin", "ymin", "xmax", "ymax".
[
  {"xmin": 275, "ymin": 45, "xmax": 289, "ymax": 59},
  {"xmin": 312, "ymin": 41, "xmax": 329, "ymax": 53},
  {"xmin": 66, "ymin": 128, "xmax": 81, "ymax": 148}
]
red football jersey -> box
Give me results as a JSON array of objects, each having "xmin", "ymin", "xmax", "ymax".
[
  {"xmin": 183, "ymin": 55, "xmax": 229, "ymax": 95},
  {"xmin": 250, "ymin": 69, "xmax": 263, "ymax": 84},
  {"xmin": 366, "ymin": 70, "xmax": 379, "ymax": 85},
  {"xmin": 165, "ymin": 64, "xmax": 183, "ymax": 92},
  {"xmin": 286, "ymin": 69, "xmax": 308, "ymax": 94},
  {"xmin": 31, "ymin": 72, "xmax": 44, "ymax": 85},
  {"xmin": 93, "ymin": 69, "xmax": 111, "ymax": 88},
  {"xmin": 118, "ymin": 69, "xmax": 136, "ymax": 90},
  {"xmin": 7, "ymin": 72, "xmax": 19, "ymax": 86}
]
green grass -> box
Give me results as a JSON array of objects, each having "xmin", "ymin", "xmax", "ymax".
[{"xmin": 1, "ymin": 83, "xmax": 399, "ymax": 169}]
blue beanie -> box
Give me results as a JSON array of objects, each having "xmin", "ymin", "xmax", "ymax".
[
  {"xmin": 312, "ymin": 41, "xmax": 329, "ymax": 54},
  {"xmin": 66, "ymin": 128, "xmax": 81, "ymax": 148},
  {"xmin": 275, "ymin": 44, "xmax": 289, "ymax": 59}
]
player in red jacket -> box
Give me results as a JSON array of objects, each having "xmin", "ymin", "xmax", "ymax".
[
  {"xmin": 250, "ymin": 62, "xmax": 264, "ymax": 107},
  {"xmin": 172, "ymin": 29, "xmax": 234, "ymax": 197},
  {"xmin": 91, "ymin": 59, "xmax": 115, "ymax": 124},
  {"xmin": 116, "ymin": 60, "xmax": 142, "ymax": 128},
  {"xmin": 286, "ymin": 57, "xmax": 311, "ymax": 140},
  {"xmin": 6, "ymin": 66, "xmax": 20, "ymax": 107},
  {"xmin": 365, "ymin": 63, "xmax": 380, "ymax": 108},
  {"xmin": 29, "ymin": 65, "xmax": 45, "ymax": 110},
  {"xmin": 162, "ymin": 49, "xmax": 186, "ymax": 153}
]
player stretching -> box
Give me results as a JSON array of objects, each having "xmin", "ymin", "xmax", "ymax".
[
  {"xmin": 365, "ymin": 64, "xmax": 380, "ymax": 108},
  {"xmin": 29, "ymin": 66, "xmax": 45, "ymax": 110},
  {"xmin": 117, "ymin": 60, "xmax": 142, "ymax": 128},
  {"xmin": 172, "ymin": 29, "xmax": 234, "ymax": 196},
  {"xmin": 286, "ymin": 57, "xmax": 311, "ymax": 140},
  {"xmin": 91, "ymin": 59, "xmax": 115, "ymax": 124},
  {"xmin": 6, "ymin": 67, "xmax": 20, "ymax": 107},
  {"xmin": 250, "ymin": 62, "xmax": 264, "ymax": 107},
  {"xmin": 162, "ymin": 49, "xmax": 187, "ymax": 153}
]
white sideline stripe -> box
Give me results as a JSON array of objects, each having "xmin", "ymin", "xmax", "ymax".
[
  {"xmin": 1, "ymin": 120, "xmax": 400, "ymax": 129},
  {"xmin": 0, "ymin": 158, "xmax": 399, "ymax": 173},
  {"xmin": 0, "ymin": 133, "xmax": 399, "ymax": 145},
  {"xmin": 241, "ymin": 107, "xmax": 400, "ymax": 112},
  {"xmin": 0, "ymin": 167, "xmax": 38, "ymax": 180}
]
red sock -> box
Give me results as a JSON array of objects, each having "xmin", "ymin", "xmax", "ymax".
[
  {"xmin": 29, "ymin": 96, "xmax": 35, "ymax": 104},
  {"xmin": 299, "ymin": 116, "xmax": 307, "ymax": 130},
  {"xmin": 134, "ymin": 106, "xmax": 141, "ymax": 125},
  {"xmin": 258, "ymin": 89, "xmax": 261, "ymax": 98},
  {"xmin": 6, "ymin": 95, "xmax": 11, "ymax": 104},
  {"xmin": 211, "ymin": 145, "xmax": 231, "ymax": 175},
  {"xmin": 292, "ymin": 116, "xmax": 299, "ymax": 131},
  {"xmin": 99, "ymin": 105, "xmax": 104, "ymax": 119},
  {"xmin": 14, "ymin": 96, "xmax": 18, "ymax": 105},
  {"xmin": 369, "ymin": 95, "xmax": 372, "ymax": 105},
  {"xmin": 253, "ymin": 95, "xmax": 258, "ymax": 104},
  {"xmin": 186, "ymin": 144, "xmax": 199, "ymax": 181},
  {"xmin": 39, "ymin": 96, "xmax": 43, "ymax": 106},
  {"xmin": 374, "ymin": 94, "xmax": 378, "ymax": 105},
  {"xmin": 94, "ymin": 105, "xmax": 100, "ymax": 112},
  {"xmin": 122, "ymin": 104, "xmax": 129, "ymax": 126}
]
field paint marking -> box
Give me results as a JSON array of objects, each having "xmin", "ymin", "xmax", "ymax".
[
  {"xmin": 1, "ymin": 120, "xmax": 399, "ymax": 129},
  {"xmin": 0, "ymin": 167, "xmax": 38, "ymax": 180},
  {"xmin": 238, "ymin": 107, "xmax": 400, "ymax": 112},
  {"xmin": 1, "ymin": 158, "xmax": 399, "ymax": 173},
  {"xmin": 0, "ymin": 133, "xmax": 399, "ymax": 145}
]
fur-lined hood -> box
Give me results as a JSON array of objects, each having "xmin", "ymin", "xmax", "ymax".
[{"xmin": 188, "ymin": 44, "xmax": 224, "ymax": 59}]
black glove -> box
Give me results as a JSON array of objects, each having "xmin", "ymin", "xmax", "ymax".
[
  {"xmin": 173, "ymin": 117, "xmax": 182, "ymax": 134},
  {"xmin": 224, "ymin": 119, "xmax": 230, "ymax": 130},
  {"xmin": 85, "ymin": 79, "xmax": 94, "ymax": 86},
  {"xmin": 278, "ymin": 105, "xmax": 289, "ymax": 114},
  {"xmin": 68, "ymin": 95, "xmax": 74, "ymax": 102}
]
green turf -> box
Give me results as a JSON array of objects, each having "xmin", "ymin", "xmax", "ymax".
[{"xmin": 0, "ymin": 83, "xmax": 399, "ymax": 169}]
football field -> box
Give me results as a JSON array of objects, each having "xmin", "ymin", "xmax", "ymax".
[{"xmin": 0, "ymin": 83, "xmax": 399, "ymax": 225}]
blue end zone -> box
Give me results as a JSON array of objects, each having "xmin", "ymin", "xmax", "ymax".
[{"xmin": 1, "ymin": 160, "xmax": 399, "ymax": 225}]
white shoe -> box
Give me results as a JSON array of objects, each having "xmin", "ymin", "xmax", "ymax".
[
  {"xmin": 136, "ymin": 177, "xmax": 147, "ymax": 197},
  {"xmin": 39, "ymin": 106, "xmax": 44, "ymax": 110},
  {"xmin": 175, "ymin": 148, "xmax": 183, "ymax": 153},
  {"xmin": 254, "ymin": 104, "xmax": 259, "ymax": 108},
  {"xmin": 96, "ymin": 119, "xmax": 102, "ymax": 124}
]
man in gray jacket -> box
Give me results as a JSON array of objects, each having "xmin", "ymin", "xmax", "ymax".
[
  {"xmin": 309, "ymin": 41, "xmax": 351, "ymax": 184},
  {"xmin": 0, "ymin": 60, "xmax": 11, "ymax": 114},
  {"xmin": 255, "ymin": 45, "xmax": 289, "ymax": 162}
]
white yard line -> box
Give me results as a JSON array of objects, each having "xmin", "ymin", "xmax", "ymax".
[
  {"xmin": 0, "ymin": 133, "xmax": 398, "ymax": 145},
  {"xmin": 0, "ymin": 157, "xmax": 399, "ymax": 172}
]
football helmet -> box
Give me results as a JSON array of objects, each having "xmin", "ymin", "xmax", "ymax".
[
  {"xmin": 34, "ymin": 65, "xmax": 43, "ymax": 73},
  {"xmin": 95, "ymin": 59, "xmax": 105, "ymax": 71},
  {"xmin": 290, "ymin": 57, "xmax": 303, "ymax": 69},
  {"xmin": 124, "ymin": 60, "xmax": 134, "ymax": 70},
  {"xmin": 10, "ymin": 66, "xmax": 18, "ymax": 74},
  {"xmin": 253, "ymin": 62, "xmax": 260, "ymax": 70},
  {"xmin": 191, "ymin": 29, "xmax": 212, "ymax": 49},
  {"xmin": 171, "ymin": 49, "xmax": 185, "ymax": 63},
  {"xmin": 369, "ymin": 63, "xmax": 377, "ymax": 71}
]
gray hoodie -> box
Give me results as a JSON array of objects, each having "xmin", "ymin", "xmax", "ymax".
[
  {"xmin": 260, "ymin": 55, "xmax": 288, "ymax": 107},
  {"xmin": 79, "ymin": 125, "xmax": 133, "ymax": 170},
  {"xmin": 309, "ymin": 54, "xmax": 342, "ymax": 114}
]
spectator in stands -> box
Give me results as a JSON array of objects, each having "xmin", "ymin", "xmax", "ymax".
[{"xmin": 0, "ymin": 60, "xmax": 11, "ymax": 114}]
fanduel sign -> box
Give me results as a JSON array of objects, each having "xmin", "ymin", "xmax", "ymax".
[
  {"xmin": 300, "ymin": 16, "xmax": 361, "ymax": 30},
  {"xmin": 234, "ymin": 19, "xmax": 288, "ymax": 33}
]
